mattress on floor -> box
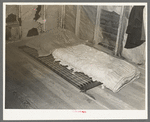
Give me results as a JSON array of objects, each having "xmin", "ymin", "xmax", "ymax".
[{"xmin": 52, "ymin": 44, "xmax": 140, "ymax": 93}]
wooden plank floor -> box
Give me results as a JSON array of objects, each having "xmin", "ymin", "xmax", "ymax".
[{"xmin": 5, "ymin": 39, "xmax": 146, "ymax": 110}]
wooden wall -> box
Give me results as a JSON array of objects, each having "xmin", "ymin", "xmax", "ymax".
[
  {"xmin": 20, "ymin": 5, "xmax": 126, "ymax": 48},
  {"xmin": 64, "ymin": 5, "xmax": 77, "ymax": 33},
  {"xmin": 21, "ymin": 5, "xmax": 39, "ymax": 38},
  {"xmin": 79, "ymin": 6, "xmax": 96, "ymax": 43},
  {"xmin": 63, "ymin": 5, "xmax": 126, "ymax": 50},
  {"xmin": 7, "ymin": 5, "xmax": 140, "ymax": 57},
  {"xmin": 6, "ymin": 5, "xmax": 20, "ymax": 41},
  {"xmin": 21, "ymin": 5, "xmax": 61, "ymax": 38},
  {"xmin": 6, "ymin": 5, "xmax": 19, "ymax": 18},
  {"xmin": 45, "ymin": 5, "xmax": 60, "ymax": 31},
  {"xmin": 99, "ymin": 9, "xmax": 120, "ymax": 49}
]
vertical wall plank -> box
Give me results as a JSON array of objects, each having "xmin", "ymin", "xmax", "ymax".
[
  {"xmin": 94, "ymin": 6, "xmax": 102, "ymax": 44},
  {"xmin": 75, "ymin": 5, "xmax": 81, "ymax": 37},
  {"xmin": 60, "ymin": 5, "xmax": 65, "ymax": 29},
  {"xmin": 115, "ymin": 6, "xmax": 125, "ymax": 56},
  {"xmin": 45, "ymin": 5, "xmax": 60, "ymax": 31},
  {"xmin": 62, "ymin": 5, "xmax": 65, "ymax": 29},
  {"xmin": 19, "ymin": 5, "xmax": 22, "ymax": 39},
  {"xmin": 43, "ymin": 5, "xmax": 46, "ymax": 31}
]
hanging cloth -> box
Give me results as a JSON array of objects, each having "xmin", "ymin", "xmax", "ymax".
[
  {"xmin": 27, "ymin": 28, "xmax": 39, "ymax": 37},
  {"xmin": 124, "ymin": 6, "xmax": 145, "ymax": 49}
]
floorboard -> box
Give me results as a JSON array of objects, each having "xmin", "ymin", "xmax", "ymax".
[{"xmin": 5, "ymin": 39, "xmax": 146, "ymax": 110}]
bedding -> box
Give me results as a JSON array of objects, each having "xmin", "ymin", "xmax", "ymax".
[
  {"xmin": 52, "ymin": 44, "xmax": 140, "ymax": 93},
  {"xmin": 25, "ymin": 27, "xmax": 87, "ymax": 57}
]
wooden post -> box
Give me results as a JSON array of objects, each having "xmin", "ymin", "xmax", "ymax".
[
  {"xmin": 94, "ymin": 6, "xmax": 102, "ymax": 44},
  {"xmin": 75, "ymin": 5, "xmax": 81, "ymax": 38},
  {"xmin": 19, "ymin": 5, "xmax": 22, "ymax": 39},
  {"xmin": 115, "ymin": 6, "xmax": 125, "ymax": 56},
  {"xmin": 60, "ymin": 5, "xmax": 65, "ymax": 29},
  {"xmin": 43, "ymin": 5, "xmax": 45, "ymax": 31}
]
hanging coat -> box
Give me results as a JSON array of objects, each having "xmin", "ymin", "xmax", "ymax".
[
  {"xmin": 124, "ymin": 6, "xmax": 145, "ymax": 49},
  {"xmin": 122, "ymin": 6, "xmax": 146, "ymax": 64}
]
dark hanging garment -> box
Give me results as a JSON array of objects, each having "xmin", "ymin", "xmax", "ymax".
[
  {"xmin": 27, "ymin": 28, "xmax": 39, "ymax": 37},
  {"xmin": 124, "ymin": 6, "xmax": 145, "ymax": 49},
  {"xmin": 33, "ymin": 5, "xmax": 41, "ymax": 21},
  {"xmin": 6, "ymin": 14, "xmax": 17, "ymax": 23}
]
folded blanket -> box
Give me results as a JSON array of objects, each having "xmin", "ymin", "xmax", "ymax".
[
  {"xmin": 25, "ymin": 28, "xmax": 86, "ymax": 57},
  {"xmin": 52, "ymin": 44, "xmax": 140, "ymax": 92}
]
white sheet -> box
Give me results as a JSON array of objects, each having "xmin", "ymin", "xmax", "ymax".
[{"xmin": 52, "ymin": 44, "xmax": 140, "ymax": 92}]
